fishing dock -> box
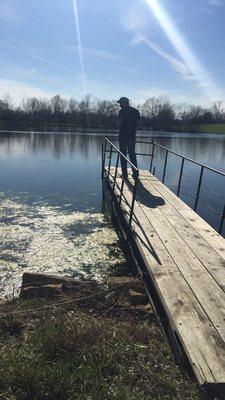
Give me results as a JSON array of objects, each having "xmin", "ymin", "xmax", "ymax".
[{"xmin": 102, "ymin": 138, "xmax": 225, "ymax": 398}]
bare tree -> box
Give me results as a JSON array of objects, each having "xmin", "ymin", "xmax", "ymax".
[
  {"xmin": 0, "ymin": 93, "xmax": 223, "ymax": 133},
  {"xmin": 51, "ymin": 95, "xmax": 67, "ymax": 130},
  {"xmin": 78, "ymin": 95, "xmax": 92, "ymax": 129},
  {"xmin": 211, "ymin": 101, "xmax": 224, "ymax": 123},
  {"xmin": 95, "ymin": 99, "xmax": 118, "ymax": 129},
  {"xmin": 141, "ymin": 96, "xmax": 174, "ymax": 131}
]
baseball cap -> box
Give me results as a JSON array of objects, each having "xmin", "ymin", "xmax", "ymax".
[{"xmin": 117, "ymin": 97, "xmax": 129, "ymax": 104}]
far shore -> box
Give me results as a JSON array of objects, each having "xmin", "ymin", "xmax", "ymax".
[{"xmin": 1, "ymin": 124, "xmax": 225, "ymax": 135}]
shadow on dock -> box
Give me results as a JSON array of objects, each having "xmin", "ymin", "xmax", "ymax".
[
  {"xmin": 122, "ymin": 180, "xmax": 163, "ymax": 266},
  {"xmin": 126, "ymin": 179, "xmax": 165, "ymax": 209}
]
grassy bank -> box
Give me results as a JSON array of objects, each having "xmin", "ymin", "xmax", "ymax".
[
  {"xmin": 0, "ymin": 279, "xmax": 201, "ymax": 400},
  {"xmin": 198, "ymin": 123, "xmax": 225, "ymax": 134}
]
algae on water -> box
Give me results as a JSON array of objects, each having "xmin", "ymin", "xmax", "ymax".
[{"xmin": 0, "ymin": 193, "xmax": 125, "ymax": 298}]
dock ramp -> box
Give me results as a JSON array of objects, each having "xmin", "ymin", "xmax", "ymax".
[{"xmin": 102, "ymin": 139, "xmax": 225, "ymax": 397}]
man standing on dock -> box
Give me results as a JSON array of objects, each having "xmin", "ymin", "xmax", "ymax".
[{"xmin": 117, "ymin": 97, "xmax": 140, "ymax": 179}]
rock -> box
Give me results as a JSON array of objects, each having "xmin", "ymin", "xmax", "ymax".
[
  {"xmin": 20, "ymin": 284, "xmax": 63, "ymax": 299},
  {"xmin": 20, "ymin": 273, "xmax": 103, "ymax": 300},
  {"xmin": 107, "ymin": 276, "xmax": 145, "ymax": 293},
  {"xmin": 21, "ymin": 273, "xmax": 83, "ymax": 293},
  {"xmin": 129, "ymin": 289, "xmax": 149, "ymax": 306},
  {"xmin": 132, "ymin": 304, "xmax": 154, "ymax": 315},
  {"xmin": 21, "ymin": 273, "xmax": 101, "ymax": 295}
]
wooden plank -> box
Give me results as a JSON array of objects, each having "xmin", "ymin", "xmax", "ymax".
[
  {"xmin": 110, "ymin": 167, "xmax": 225, "ymax": 266},
  {"xmin": 180, "ymin": 209, "xmax": 225, "ymax": 261},
  {"xmin": 134, "ymin": 171, "xmax": 225, "ymax": 289},
  {"xmin": 111, "ymin": 174, "xmax": 225, "ymax": 384},
  {"xmin": 117, "ymin": 179, "xmax": 225, "ymax": 383},
  {"xmin": 161, "ymin": 209, "xmax": 225, "ymax": 289},
  {"xmin": 140, "ymin": 170, "xmax": 190, "ymax": 211},
  {"xmin": 138, "ymin": 201, "xmax": 225, "ymax": 345},
  {"xmin": 141, "ymin": 170, "xmax": 225, "ymax": 261}
]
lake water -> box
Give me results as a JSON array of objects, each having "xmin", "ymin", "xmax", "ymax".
[{"xmin": 0, "ymin": 131, "xmax": 225, "ymax": 297}]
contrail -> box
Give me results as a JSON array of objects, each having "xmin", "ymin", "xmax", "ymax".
[
  {"xmin": 0, "ymin": 39, "xmax": 64, "ymax": 68},
  {"xmin": 72, "ymin": 0, "xmax": 86, "ymax": 95},
  {"xmin": 145, "ymin": 0, "xmax": 223, "ymax": 100}
]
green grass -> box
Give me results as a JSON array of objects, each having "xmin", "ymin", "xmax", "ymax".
[
  {"xmin": 198, "ymin": 124, "xmax": 225, "ymax": 134},
  {"xmin": 0, "ymin": 295, "xmax": 201, "ymax": 400}
]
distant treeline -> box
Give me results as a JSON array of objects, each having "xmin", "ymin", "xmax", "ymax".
[{"xmin": 0, "ymin": 94, "xmax": 225, "ymax": 132}]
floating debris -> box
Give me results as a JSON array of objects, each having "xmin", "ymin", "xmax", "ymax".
[{"xmin": 0, "ymin": 194, "xmax": 125, "ymax": 298}]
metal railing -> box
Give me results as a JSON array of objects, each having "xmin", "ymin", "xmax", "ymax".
[
  {"xmin": 102, "ymin": 138, "xmax": 140, "ymax": 226},
  {"xmin": 150, "ymin": 141, "xmax": 225, "ymax": 234},
  {"xmin": 102, "ymin": 137, "xmax": 225, "ymax": 235}
]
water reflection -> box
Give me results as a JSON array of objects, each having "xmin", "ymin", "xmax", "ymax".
[{"xmin": 0, "ymin": 132, "xmax": 105, "ymax": 160}]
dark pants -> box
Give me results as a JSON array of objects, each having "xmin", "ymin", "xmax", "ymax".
[{"xmin": 119, "ymin": 135, "xmax": 137, "ymax": 177}]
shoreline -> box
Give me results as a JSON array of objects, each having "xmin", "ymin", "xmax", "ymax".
[
  {"xmin": 0, "ymin": 272, "xmax": 201, "ymax": 399},
  {"xmin": 0, "ymin": 128, "xmax": 223, "ymax": 136}
]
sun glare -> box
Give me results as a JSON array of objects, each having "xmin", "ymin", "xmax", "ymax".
[{"xmin": 145, "ymin": 0, "xmax": 222, "ymax": 100}]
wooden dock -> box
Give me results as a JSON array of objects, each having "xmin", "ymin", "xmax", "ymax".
[{"xmin": 105, "ymin": 167, "xmax": 225, "ymax": 394}]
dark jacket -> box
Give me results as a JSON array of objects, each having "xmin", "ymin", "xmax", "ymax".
[{"xmin": 119, "ymin": 106, "xmax": 140, "ymax": 137}]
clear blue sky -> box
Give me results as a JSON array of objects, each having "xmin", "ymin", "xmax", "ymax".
[{"xmin": 0, "ymin": 0, "xmax": 225, "ymax": 106}]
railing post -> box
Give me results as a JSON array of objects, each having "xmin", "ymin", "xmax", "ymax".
[
  {"xmin": 177, "ymin": 157, "xmax": 184, "ymax": 197},
  {"xmin": 194, "ymin": 166, "xmax": 204, "ymax": 211},
  {"xmin": 119, "ymin": 178, "xmax": 125, "ymax": 206},
  {"xmin": 129, "ymin": 178, "xmax": 138, "ymax": 226},
  {"xmin": 103, "ymin": 139, "xmax": 107, "ymax": 171},
  {"xmin": 101, "ymin": 142, "xmax": 106, "ymax": 179},
  {"xmin": 113, "ymin": 153, "xmax": 120, "ymax": 192},
  {"xmin": 150, "ymin": 142, "xmax": 155, "ymax": 173},
  {"xmin": 162, "ymin": 149, "xmax": 168, "ymax": 183},
  {"xmin": 219, "ymin": 204, "xmax": 225, "ymax": 234},
  {"xmin": 107, "ymin": 144, "xmax": 113, "ymax": 176}
]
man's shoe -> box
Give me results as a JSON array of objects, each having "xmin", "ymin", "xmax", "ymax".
[
  {"xmin": 120, "ymin": 173, "xmax": 128, "ymax": 180},
  {"xmin": 132, "ymin": 171, "xmax": 139, "ymax": 179}
]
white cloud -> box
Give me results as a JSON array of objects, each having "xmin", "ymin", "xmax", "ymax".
[
  {"xmin": 133, "ymin": 86, "xmax": 186, "ymax": 104},
  {"xmin": 120, "ymin": 1, "xmax": 150, "ymax": 33},
  {"xmin": 132, "ymin": 86, "xmax": 216, "ymax": 107},
  {"xmin": 0, "ymin": 65, "xmax": 69, "ymax": 86},
  {"xmin": 0, "ymin": 78, "xmax": 216, "ymax": 107},
  {"xmin": 0, "ymin": 79, "xmax": 60, "ymax": 104},
  {"xmin": 71, "ymin": 74, "xmax": 114, "ymax": 99},
  {"xmin": 0, "ymin": 76, "xmax": 114, "ymax": 104}
]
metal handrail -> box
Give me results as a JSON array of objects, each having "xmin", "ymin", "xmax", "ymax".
[
  {"xmin": 153, "ymin": 142, "xmax": 225, "ymax": 177},
  {"xmin": 152, "ymin": 141, "xmax": 225, "ymax": 234},
  {"xmin": 102, "ymin": 138, "xmax": 139, "ymax": 226},
  {"xmin": 105, "ymin": 137, "xmax": 225, "ymax": 177},
  {"xmin": 102, "ymin": 137, "xmax": 225, "ymax": 235}
]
